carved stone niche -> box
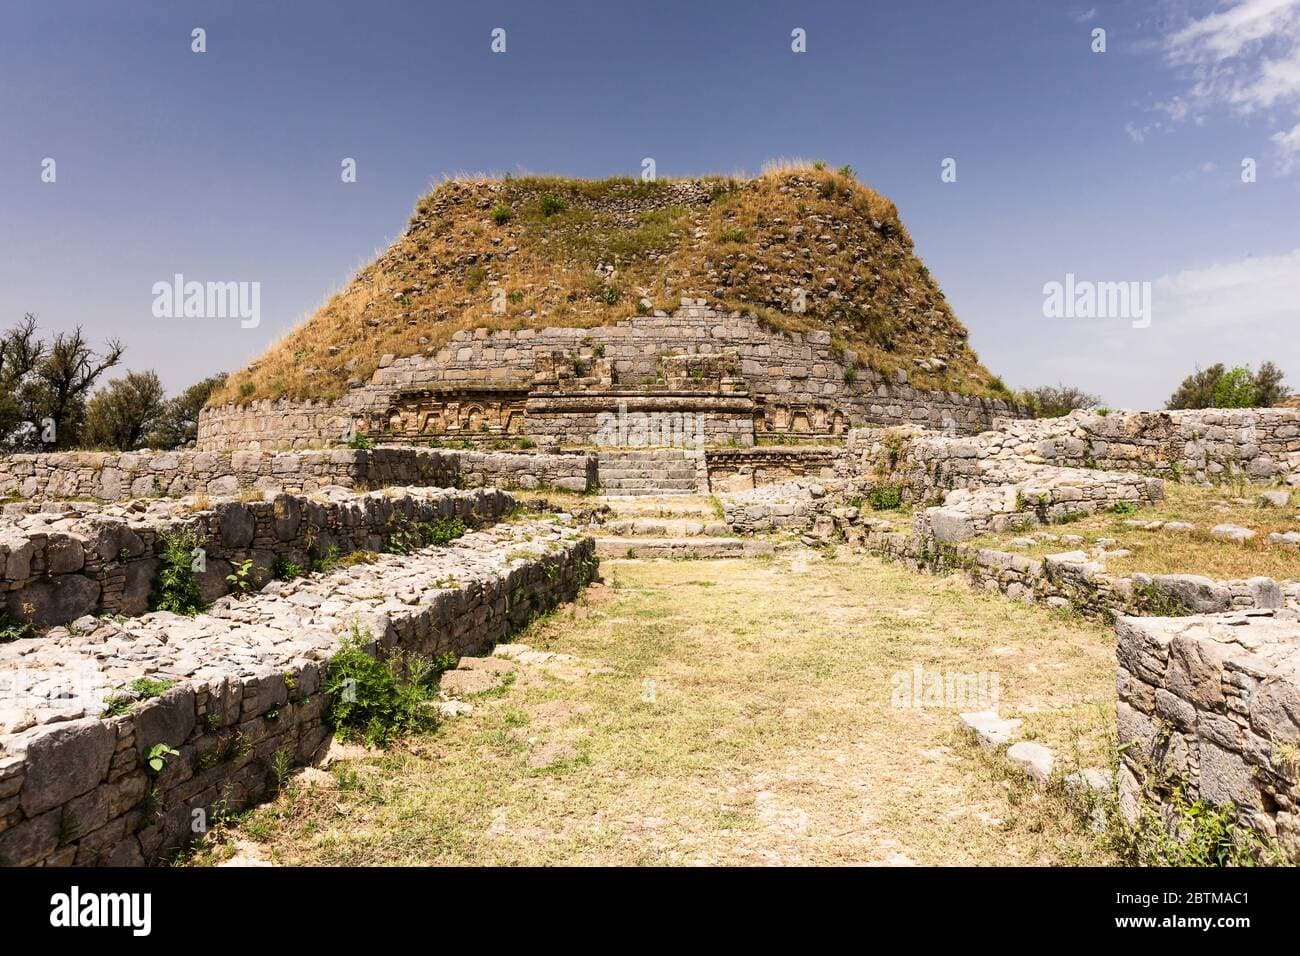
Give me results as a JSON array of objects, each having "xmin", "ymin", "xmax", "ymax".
[
  {"xmin": 378, "ymin": 388, "xmax": 528, "ymax": 441},
  {"xmin": 660, "ymin": 352, "xmax": 745, "ymax": 392},
  {"xmin": 534, "ymin": 351, "xmax": 614, "ymax": 389},
  {"xmin": 755, "ymin": 401, "xmax": 850, "ymax": 437}
]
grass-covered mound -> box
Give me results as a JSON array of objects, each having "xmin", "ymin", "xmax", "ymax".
[{"xmin": 213, "ymin": 163, "xmax": 1007, "ymax": 406}]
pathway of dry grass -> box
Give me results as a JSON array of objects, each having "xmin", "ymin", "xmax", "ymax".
[{"xmin": 186, "ymin": 549, "xmax": 1119, "ymax": 866}]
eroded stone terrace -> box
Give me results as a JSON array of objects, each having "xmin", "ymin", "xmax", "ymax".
[{"xmin": 0, "ymin": 511, "xmax": 595, "ymax": 866}]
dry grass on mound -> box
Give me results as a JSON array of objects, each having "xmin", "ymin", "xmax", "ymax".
[{"xmin": 212, "ymin": 165, "xmax": 1005, "ymax": 407}]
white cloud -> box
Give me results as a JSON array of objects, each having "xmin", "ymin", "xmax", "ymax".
[
  {"xmin": 1155, "ymin": 0, "xmax": 1300, "ymax": 171},
  {"xmin": 1154, "ymin": 248, "xmax": 1300, "ymax": 327},
  {"xmin": 1073, "ymin": 7, "xmax": 1098, "ymax": 23},
  {"xmin": 1271, "ymin": 119, "xmax": 1300, "ymax": 168}
]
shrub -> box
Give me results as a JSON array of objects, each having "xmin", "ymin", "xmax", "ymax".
[
  {"xmin": 491, "ymin": 204, "xmax": 513, "ymax": 225},
  {"xmin": 1212, "ymin": 367, "xmax": 1257, "ymax": 409},
  {"xmin": 718, "ymin": 227, "xmax": 746, "ymax": 243},
  {"xmin": 539, "ymin": 195, "xmax": 566, "ymax": 216},
  {"xmin": 868, "ymin": 484, "xmax": 903, "ymax": 511},
  {"xmin": 1166, "ymin": 362, "xmax": 1290, "ymax": 410},
  {"xmin": 324, "ymin": 625, "xmax": 443, "ymax": 747},
  {"xmin": 150, "ymin": 526, "xmax": 204, "ymax": 615},
  {"xmin": 271, "ymin": 555, "xmax": 303, "ymax": 580},
  {"xmin": 1018, "ymin": 384, "xmax": 1103, "ymax": 418},
  {"xmin": 1111, "ymin": 500, "xmax": 1140, "ymax": 516},
  {"xmin": 346, "ymin": 432, "xmax": 374, "ymax": 450}
]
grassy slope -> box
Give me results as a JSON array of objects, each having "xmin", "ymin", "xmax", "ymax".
[{"xmin": 212, "ymin": 165, "xmax": 1008, "ymax": 406}]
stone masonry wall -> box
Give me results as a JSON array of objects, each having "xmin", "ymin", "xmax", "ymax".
[
  {"xmin": 705, "ymin": 446, "xmax": 839, "ymax": 492},
  {"xmin": 0, "ymin": 447, "xmax": 594, "ymax": 503},
  {"xmin": 0, "ymin": 521, "xmax": 596, "ymax": 866},
  {"xmin": 1115, "ymin": 609, "xmax": 1300, "ymax": 859},
  {"xmin": 198, "ymin": 301, "xmax": 1025, "ymax": 450},
  {"xmin": 0, "ymin": 487, "xmax": 514, "ymax": 628},
  {"xmin": 988, "ymin": 409, "xmax": 1300, "ymax": 484}
]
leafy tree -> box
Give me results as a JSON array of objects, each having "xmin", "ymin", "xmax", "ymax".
[
  {"xmin": 1211, "ymin": 367, "xmax": 1257, "ymax": 409},
  {"xmin": 83, "ymin": 370, "xmax": 167, "ymax": 450},
  {"xmin": 0, "ymin": 314, "xmax": 123, "ymax": 450},
  {"xmin": 147, "ymin": 372, "xmax": 227, "ymax": 449},
  {"xmin": 1018, "ymin": 384, "xmax": 1103, "ymax": 418},
  {"xmin": 1252, "ymin": 361, "xmax": 1290, "ymax": 407},
  {"xmin": 1166, "ymin": 362, "xmax": 1290, "ymax": 410}
]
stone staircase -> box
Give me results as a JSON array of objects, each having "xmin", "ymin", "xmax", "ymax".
[
  {"xmin": 590, "ymin": 494, "xmax": 773, "ymax": 559},
  {"xmin": 595, "ymin": 449, "xmax": 705, "ymax": 496}
]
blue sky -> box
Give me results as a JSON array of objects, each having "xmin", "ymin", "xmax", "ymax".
[{"xmin": 2, "ymin": 0, "xmax": 1298, "ymax": 409}]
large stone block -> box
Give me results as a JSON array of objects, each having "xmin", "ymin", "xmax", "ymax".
[
  {"xmin": 19, "ymin": 719, "xmax": 117, "ymax": 815},
  {"xmin": 7, "ymin": 575, "xmax": 100, "ymax": 626},
  {"xmin": 134, "ymin": 686, "xmax": 197, "ymax": 750}
]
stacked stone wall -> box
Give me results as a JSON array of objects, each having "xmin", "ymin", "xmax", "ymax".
[
  {"xmin": 0, "ymin": 523, "xmax": 596, "ymax": 866},
  {"xmin": 1114, "ymin": 610, "xmax": 1300, "ymax": 859},
  {"xmin": 0, "ymin": 447, "xmax": 594, "ymax": 503},
  {"xmin": 198, "ymin": 302, "xmax": 1025, "ymax": 451},
  {"xmin": 0, "ymin": 488, "xmax": 514, "ymax": 627}
]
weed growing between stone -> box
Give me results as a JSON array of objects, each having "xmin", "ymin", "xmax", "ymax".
[
  {"xmin": 149, "ymin": 526, "xmax": 205, "ymax": 615},
  {"xmin": 0, "ymin": 609, "xmax": 35, "ymax": 643},
  {"xmin": 324, "ymin": 624, "xmax": 450, "ymax": 747},
  {"xmin": 383, "ymin": 514, "xmax": 468, "ymax": 554}
]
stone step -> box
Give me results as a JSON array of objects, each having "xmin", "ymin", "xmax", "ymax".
[
  {"xmin": 595, "ymin": 536, "xmax": 773, "ymax": 559},
  {"xmin": 602, "ymin": 518, "xmax": 731, "ymax": 537},
  {"xmin": 597, "ymin": 450, "xmax": 702, "ymax": 462},
  {"xmin": 598, "ymin": 467, "xmax": 699, "ymax": 479},
  {"xmin": 599, "ymin": 487, "xmax": 697, "ymax": 497},
  {"xmin": 599, "ymin": 478, "xmax": 699, "ymax": 488},
  {"xmin": 594, "ymin": 496, "xmax": 720, "ymax": 518}
]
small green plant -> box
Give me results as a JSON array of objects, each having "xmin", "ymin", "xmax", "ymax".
[
  {"xmin": 308, "ymin": 543, "xmax": 341, "ymax": 573},
  {"xmin": 491, "ymin": 203, "xmax": 513, "ymax": 225},
  {"xmin": 226, "ymin": 558, "xmax": 258, "ymax": 594},
  {"xmin": 145, "ymin": 743, "xmax": 180, "ymax": 774},
  {"xmin": 539, "ymin": 194, "xmax": 566, "ymax": 216},
  {"xmin": 718, "ymin": 227, "xmax": 746, "ymax": 243},
  {"xmin": 0, "ymin": 609, "xmax": 35, "ymax": 643},
  {"xmin": 324, "ymin": 624, "xmax": 442, "ymax": 747},
  {"xmin": 271, "ymin": 555, "xmax": 303, "ymax": 581},
  {"xmin": 101, "ymin": 694, "xmax": 136, "ymax": 718},
  {"xmin": 272, "ymin": 748, "xmax": 294, "ymax": 788},
  {"xmin": 812, "ymin": 160, "xmax": 827, "ymax": 171},
  {"xmin": 384, "ymin": 514, "xmax": 467, "ymax": 554},
  {"xmin": 842, "ymin": 366, "xmax": 857, "ymax": 384},
  {"xmin": 150, "ymin": 526, "xmax": 205, "ymax": 616},
  {"xmin": 346, "ymin": 432, "xmax": 374, "ymax": 450},
  {"xmin": 1111, "ymin": 500, "xmax": 1140, "ymax": 516},
  {"xmin": 130, "ymin": 676, "xmax": 175, "ymax": 699},
  {"xmin": 868, "ymin": 484, "xmax": 903, "ymax": 511},
  {"xmin": 838, "ymin": 164, "xmax": 855, "ymax": 178}
]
